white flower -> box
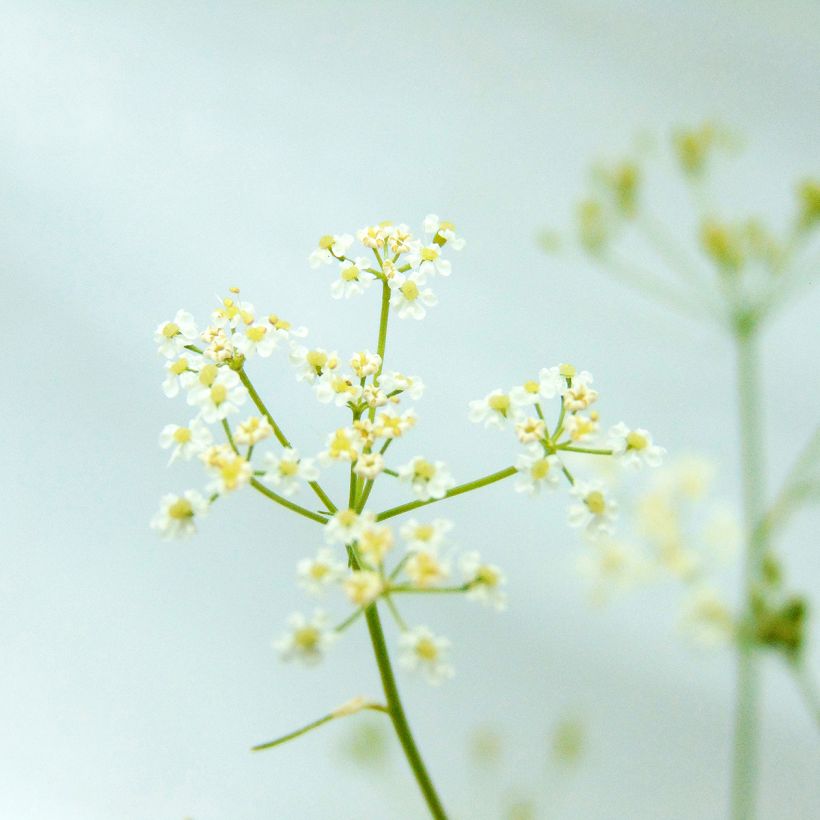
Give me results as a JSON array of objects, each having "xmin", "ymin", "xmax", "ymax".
[
  {"xmin": 186, "ymin": 365, "xmax": 247, "ymax": 423},
  {"xmin": 510, "ymin": 368, "xmax": 565, "ymax": 405},
  {"xmin": 680, "ymin": 586, "xmax": 735, "ymax": 648},
  {"xmin": 576, "ymin": 538, "xmax": 648, "ymax": 605},
  {"xmin": 324, "ymin": 508, "xmax": 369, "ymax": 546},
  {"xmin": 568, "ymin": 481, "xmax": 619, "ymax": 535},
  {"xmin": 423, "ymin": 215, "xmax": 466, "ymax": 250},
  {"xmin": 564, "ymin": 413, "xmax": 599, "ymax": 443},
  {"xmin": 162, "ymin": 354, "xmax": 204, "ymax": 398},
  {"xmin": 211, "ymin": 296, "xmax": 256, "ymax": 329},
  {"xmin": 406, "ymin": 243, "xmax": 452, "ymax": 279},
  {"xmin": 362, "ymin": 386, "xmax": 388, "ymax": 409},
  {"xmin": 200, "ymin": 325, "xmax": 236, "ymax": 363},
  {"xmin": 379, "ymin": 371, "xmax": 425, "ymax": 399},
  {"xmin": 400, "ymin": 518, "xmax": 453, "ymax": 552},
  {"xmin": 289, "ymin": 346, "xmax": 340, "ymax": 383},
  {"xmin": 297, "ymin": 548, "xmax": 346, "ymax": 596},
  {"xmin": 514, "ymin": 448, "xmax": 560, "ymax": 495},
  {"xmin": 398, "ymin": 457, "xmax": 455, "ymax": 501},
  {"xmin": 350, "ymin": 350, "xmax": 382, "ymax": 379},
  {"xmin": 468, "ymin": 390, "xmax": 518, "ymax": 429},
  {"xmin": 399, "ymin": 626, "xmax": 455, "ymax": 685},
  {"xmin": 608, "ymin": 423, "xmax": 665, "ymax": 468},
  {"xmin": 389, "ymin": 272, "xmax": 437, "ymax": 320},
  {"xmin": 234, "ymin": 416, "xmax": 274, "ymax": 446},
  {"xmin": 405, "ymin": 550, "xmax": 450, "ymax": 588},
  {"xmin": 262, "ymin": 448, "xmax": 320, "ymax": 496},
  {"xmin": 154, "ymin": 310, "xmax": 198, "ymax": 358},
  {"xmin": 343, "ymin": 570, "xmax": 383, "ymax": 606},
  {"xmin": 159, "ymin": 418, "xmax": 213, "ymax": 464},
  {"xmin": 319, "ymin": 427, "xmax": 362, "ymax": 463},
  {"xmin": 460, "ymin": 551, "xmax": 507, "ymax": 610},
  {"xmin": 357, "ymin": 521, "xmax": 394, "ymax": 565},
  {"xmin": 314, "ymin": 373, "xmax": 363, "ymax": 406},
  {"xmin": 354, "ymin": 453, "xmax": 385, "ymax": 480},
  {"xmin": 150, "ymin": 490, "xmax": 209, "ymax": 539},
  {"xmin": 356, "ymin": 224, "xmax": 390, "ymax": 250},
  {"xmin": 562, "ymin": 372, "xmax": 598, "ymax": 411},
  {"xmin": 331, "ymin": 258, "xmax": 373, "ymax": 299},
  {"xmin": 514, "ymin": 417, "xmax": 546, "ymax": 444},
  {"xmin": 309, "ymin": 234, "xmax": 354, "ymax": 267},
  {"xmin": 205, "ymin": 451, "xmax": 252, "ymax": 494},
  {"xmin": 375, "ymin": 409, "xmax": 417, "ymax": 439},
  {"xmin": 266, "ymin": 313, "xmax": 308, "ymax": 345},
  {"xmin": 233, "ymin": 323, "xmax": 280, "ymax": 358},
  {"xmin": 274, "ymin": 610, "xmax": 335, "ymax": 665}
]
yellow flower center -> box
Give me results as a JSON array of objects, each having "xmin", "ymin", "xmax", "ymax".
[
  {"xmin": 531, "ymin": 459, "xmax": 551, "ymax": 480},
  {"xmin": 338, "ymin": 509, "xmax": 358, "ymax": 527},
  {"xmin": 294, "ymin": 626, "xmax": 319, "ymax": 650},
  {"xmin": 310, "ymin": 563, "xmax": 329, "ymax": 580},
  {"xmin": 162, "ymin": 322, "xmax": 180, "ymax": 338},
  {"xmin": 279, "ymin": 460, "xmax": 299, "ymax": 477},
  {"xmin": 488, "ymin": 394, "xmax": 511, "ymax": 414},
  {"xmin": 559, "ymin": 363, "xmax": 576, "ymax": 378},
  {"xmin": 210, "ymin": 384, "xmax": 228, "ymax": 405},
  {"xmin": 219, "ymin": 457, "xmax": 247, "ymax": 490},
  {"xmin": 198, "ymin": 364, "xmax": 218, "ymax": 386},
  {"xmin": 414, "ymin": 459, "xmax": 435, "ymax": 480},
  {"xmin": 524, "ymin": 380, "xmax": 539, "ymax": 393},
  {"xmin": 585, "ymin": 491, "xmax": 606, "ymax": 515},
  {"xmin": 247, "ymin": 326, "xmax": 267, "ymax": 342},
  {"xmin": 341, "ymin": 266, "xmax": 360, "ymax": 282},
  {"xmin": 306, "ymin": 350, "xmax": 328, "ymax": 371},
  {"xmin": 168, "ymin": 498, "xmax": 193, "ymax": 519},
  {"xmin": 475, "ymin": 565, "xmax": 499, "ymax": 587},
  {"xmin": 173, "ymin": 427, "xmax": 192, "ymax": 444},
  {"xmin": 318, "ymin": 235, "xmax": 335, "ymax": 250},
  {"xmin": 415, "ymin": 638, "xmax": 438, "ymax": 661},
  {"xmin": 626, "ymin": 431, "xmax": 648, "ymax": 451},
  {"xmin": 420, "ymin": 247, "xmax": 439, "ymax": 262},
  {"xmin": 170, "ymin": 358, "xmax": 188, "ymax": 375},
  {"xmin": 400, "ymin": 280, "xmax": 419, "ymax": 301},
  {"xmin": 414, "ymin": 524, "xmax": 434, "ymax": 542}
]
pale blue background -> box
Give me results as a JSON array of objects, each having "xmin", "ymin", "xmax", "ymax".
[{"xmin": 2, "ymin": 1, "xmax": 819, "ymax": 818}]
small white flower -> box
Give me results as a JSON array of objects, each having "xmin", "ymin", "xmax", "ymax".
[
  {"xmin": 468, "ymin": 390, "xmax": 518, "ymax": 430},
  {"xmin": 350, "ymin": 350, "xmax": 382, "ymax": 379},
  {"xmin": 150, "ymin": 490, "xmax": 209, "ymax": 539},
  {"xmin": 200, "ymin": 325, "xmax": 236, "ymax": 363},
  {"xmin": 460, "ymin": 551, "xmax": 507, "ymax": 610},
  {"xmin": 514, "ymin": 448, "xmax": 560, "ymax": 495},
  {"xmin": 289, "ymin": 346, "xmax": 341, "ymax": 383},
  {"xmin": 405, "ymin": 550, "xmax": 450, "ymax": 588},
  {"xmin": 375, "ymin": 409, "xmax": 418, "ymax": 439},
  {"xmin": 186, "ymin": 365, "xmax": 247, "ymax": 423},
  {"xmin": 314, "ymin": 373, "xmax": 363, "ymax": 406},
  {"xmin": 390, "ymin": 272, "xmax": 437, "ymax": 320},
  {"xmin": 680, "ymin": 586, "xmax": 735, "ymax": 648},
  {"xmin": 568, "ymin": 481, "xmax": 619, "ymax": 535},
  {"xmin": 274, "ymin": 610, "xmax": 335, "ymax": 665},
  {"xmin": 262, "ymin": 448, "xmax": 320, "ymax": 496},
  {"xmin": 154, "ymin": 310, "xmax": 198, "ymax": 358},
  {"xmin": 356, "ymin": 224, "xmax": 390, "ymax": 250},
  {"xmin": 233, "ymin": 416, "xmax": 274, "ymax": 447},
  {"xmin": 608, "ymin": 423, "xmax": 665, "ymax": 468},
  {"xmin": 576, "ymin": 537, "xmax": 648, "ymax": 604},
  {"xmin": 159, "ymin": 418, "xmax": 213, "ymax": 464},
  {"xmin": 353, "ymin": 453, "xmax": 385, "ymax": 480},
  {"xmin": 233, "ymin": 323, "xmax": 279, "ymax": 358},
  {"xmin": 399, "ymin": 626, "xmax": 455, "ymax": 685},
  {"xmin": 266, "ymin": 313, "xmax": 308, "ymax": 344},
  {"xmin": 398, "ymin": 457, "xmax": 455, "ymax": 501},
  {"xmin": 297, "ymin": 548, "xmax": 346, "ymax": 596},
  {"xmin": 514, "ymin": 417, "xmax": 546, "ymax": 444},
  {"xmin": 205, "ymin": 451, "xmax": 252, "ymax": 494},
  {"xmin": 406, "ymin": 243, "xmax": 452, "ymax": 279},
  {"xmin": 362, "ymin": 385, "xmax": 389, "ymax": 409},
  {"xmin": 331, "ymin": 258, "xmax": 373, "ymax": 299},
  {"xmin": 357, "ymin": 521, "xmax": 394, "ymax": 565},
  {"xmin": 510, "ymin": 367, "xmax": 565, "ymax": 405},
  {"xmin": 319, "ymin": 427, "xmax": 362, "ymax": 464},
  {"xmin": 324, "ymin": 508, "xmax": 369, "ymax": 546},
  {"xmin": 343, "ymin": 570, "xmax": 383, "ymax": 606},
  {"xmin": 162, "ymin": 354, "xmax": 204, "ymax": 398},
  {"xmin": 400, "ymin": 518, "xmax": 453, "ymax": 552},
  {"xmin": 422, "ymin": 215, "xmax": 465, "ymax": 250},
  {"xmin": 386, "ymin": 223, "xmax": 416, "ymax": 255},
  {"xmin": 309, "ymin": 234, "xmax": 354, "ymax": 267},
  {"xmin": 211, "ymin": 297, "xmax": 256, "ymax": 329},
  {"xmin": 562, "ymin": 372, "xmax": 598, "ymax": 411},
  {"xmin": 379, "ymin": 371, "xmax": 425, "ymax": 399},
  {"xmin": 564, "ymin": 412, "xmax": 599, "ymax": 443}
]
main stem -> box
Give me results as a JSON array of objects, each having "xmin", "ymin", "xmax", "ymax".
[{"xmin": 730, "ymin": 325, "xmax": 766, "ymax": 820}]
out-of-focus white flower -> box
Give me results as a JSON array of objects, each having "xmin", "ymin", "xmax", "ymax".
[
  {"xmin": 314, "ymin": 373, "xmax": 363, "ymax": 407},
  {"xmin": 353, "ymin": 453, "xmax": 385, "ymax": 480},
  {"xmin": 406, "ymin": 243, "xmax": 452, "ymax": 279},
  {"xmin": 290, "ymin": 346, "xmax": 341, "ymax": 383},
  {"xmin": 386, "ymin": 223, "xmax": 416, "ymax": 255},
  {"xmin": 357, "ymin": 521, "xmax": 394, "ymax": 565},
  {"xmin": 515, "ymin": 448, "xmax": 560, "ymax": 495},
  {"xmin": 423, "ymin": 214, "xmax": 466, "ymax": 250},
  {"xmin": 343, "ymin": 570, "xmax": 383, "ymax": 606},
  {"xmin": 350, "ymin": 351, "xmax": 382, "ymax": 379},
  {"xmin": 233, "ymin": 323, "xmax": 280, "ymax": 358},
  {"xmin": 297, "ymin": 548, "xmax": 346, "ymax": 596},
  {"xmin": 234, "ymin": 416, "xmax": 274, "ymax": 447},
  {"xmin": 398, "ymin": 457, "xmax": 455, "ymax": 501},
  {"xmin": 154, "ymin": 310, "xmax": 198, "ymax": 358},
  {"xmin": 680, "ymin": 585, "xmax": 735, "ymax": 648},
  {"xmin": 608, "ymin": 423, "xmax": 665, "ymax": 468},
  {"xmin": 460, "ymin": 551, "xmax": 507, "ymax": 610},
  {"xmin": 564, "ymin": 413, "xmax": 599, "ymax": 443},
  {"xmin": 703, "ymin": 507, "xmax": 742, "ymax": 561},
  {"xmin": 662, "ymin": 455, "xmax": 716, "ymax": 500},
  {"xmin": 205, "ymin": 451, "xmax": 252, "ymax": 494},
  {"xmin": 568, "ymin": 481, "xmax": 619, "ymax": 535},
  {"xmin": 375, "ymin": 409, "xmax": 417, "ymax": 439},
  {"xmin": 400, "ymin": 518, "xmax": 453, "ymax": 552},
  {"xmin": 319, "ymin": 427, "xmax": 362, "ymax": 464},
  {"xmin": 186, "ymin": 365, "xmax": 247, "ymax": 423},
  {"xmin": 309, "ymin": 234, "xmax": 354, "ymax": 267},
  {"xmin": 362, "ymin": 386, "xmax": 389, "ymax": 409},
  {"xmin": 274, "ymin": 610, "xmax": 335, "ymax": 664},
  {"xmin": 162, "ymin": 354, "xmax": 204, "ymax": 398},
  {"xmin": 514, "ymin": 416, "xmax": 547, "ymax": 444},
  {"xmin": 262, "ymin": 448, "xmax": 319, "ymax": 496},
  {"xmin": 150, "ymin": 490, "xmax": 209, "ymax": 539},
  {"xmin": 390, "ymin": 272, "xmax": 437, "ymax": 320},
  {"xmin": 324, "ymin": 508, "xmax": 369, "ymax": 546},
  {"xmin": 405, "ymin": 550, "xmax": 450, "ymax": 588},
  {"xmin": 379, "ymin": 371, "xmax": 425, "ymax": 399},
  {"xmin": 468, "ymin": 390, "xmax": 519, "ymax": 430},
  {"xmin": 331, "ymin": 258, "xmax": 373, "ymax": 299},
  {"xmin": 266, "ymin": 313, "xmax": 308, "ymax": 345},
  {"xmin": 576, "ymin": 537, "xmax": 648, "ymax": 605},
  {"xmin": 399, "ymin": 626, "xmax": 455, "ymax": 685},
  {"xmin": 159, "ymin": 418, "xmax": 213, "ymax": 464},
  {"xmin": 211, "ymin": 296, "xmax": 255, "ymax": 329}
]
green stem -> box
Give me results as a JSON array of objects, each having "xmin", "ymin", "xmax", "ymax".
[
  {"xmin": 249, "ymin": 478, "xmax": 328, "ymax": 525},
  {"xmin": 730, "ymin": 325, "xmax": 767, "ymax": 820},
  {"xmin": 557, "ymin": 445, "xmax": 613, "ymax": 455},
  {"xmin": 238, "ymin": 367, "xmax": 337, "ymax": 513},
  {"xmin": 788, "ymin": 658, "xmax": 820, "ymax": 731},
  {"xmin": 376, "ymin": 466, "xmax": 517, "ymax": 522}
]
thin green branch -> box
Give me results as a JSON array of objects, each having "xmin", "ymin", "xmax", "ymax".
[{"xmin": 250, "ymin": 478, "xmax": 328, "ymax": 524}]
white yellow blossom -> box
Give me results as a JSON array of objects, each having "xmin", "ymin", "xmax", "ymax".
[
  {"xmin": 564, "ymin": 412, "xmax": 599, "ymax": 443},
  {"xmin": 159, "ymin": 418, "xmax": 213, "ymax": 464},
  {"xmin": 680, "ymin": 586, "xmax": 735, "ymax": 647},
  {"xmin": 515, "ymin": 448, "xmax": 560, "ymax": 495},
  {"xmin": 290, "ymin": 346, "xmax": 340, "ymax": 383},
  {"xmin": 274, "ymin": 610, "xmax": 335, "ymax": 664},
  {"xmin": 211, "ymin": 296, "xmax": 255, "ymax": 329},
  {"xmin": 350, "ymin": 351, "xmax": 382, "ymax": 378},
  {"xmin": 423, "ymin": 214, "xmax": 466, "ymax": 250},
  {"xmin": 390, "ymin": 272, "xmax": 437, "ymax": 320},
  {"xmin": 354, "ymin": 453, "xmax": 385, "ymax": 480},
  {"xmin": 379, "ymin": 371, "xmax": 425, "ymax": 399},
  {"xmin": 405, "ymin": 550, "xmax": 450, "ymax": 588},
  {"xmin": 515, "ymin": 416, "xmax": 547, "ymax": 444},
  {"xmin": 297, "ymin": 548, "xmax": 346, "ymax": 596},
  {"xmin": 460, "ymin": 551, "xmax": 507, "ymax": 610},
  {"xmin": 309, "ymin": 234, "xmax": 354, "ymax": 267},
  {"xmin": 562, "ymin": 372, "xmax": 598, "ymax": 411},
  {"xmin": 154, "ymin": 310, "xmax": 198, "ymax": 358},
  {"xmin": 356, "ymin": 224, "xmax": 390, "ymax": 251},
  {"xmin": 344, "ymin": 570, "xmax": 383, "ymax": 606},
  {"xmin": 362, "ymin": 385, "xmax": 389, "ymax": 409},
  {"xmin": 468, "ymin": 390, "xmax": 519, "ymax": 429},
  {"xmin": 375, "ymin": 409, "xmax": 417, "ymax": 439},
  {"xmin": 398, "ymin": 626, "xmax": 454, "ymax": 685},
  {"xmin": 576, "ymin": 537, "xmax": 648, "ymax": 604},
  {"xmin": 510, "ymin": 367, "xmax": 565, "ymax": 405},
  {"xmin": 150, "ymin": 490, "xmax": 209, "ymax": 539},
  {"xmin": 200, "ymin": 325, "xmax": 236, "ymax": 363},
  {"xmin": 568, "ymin": 481, "xmax": 618, "ymax": 535},
  {"xmin": 315, "ymin": 373, "xmax": 363, "ymax": 406},
  {"xmin": 186, "ymin": 365, "xmax": 247, "ymax": 423},
  {"xmin": 608, "ymin": 423, "xmax": 665, "ymax": 468},
  {"xmin": 319, "ymin": 427, "xmax": 362, "ymax": 463},
  {"xmin": 406, "ymin": 243, "xmax": 452, "ymax": 279},
  {"xmin": 162, "ymin": 354, "xmax": 203, "ymax": 398},
  {"xmin": 233, "ymin": 323, "xmax": 279, "ymax": 358},
  {"xmin": 206, "ymin": 451, "xmax": 252, "ymax": 494},
  {"xmin": 331, "ymin": 258, "xmax": 373, "ymax": 299},
  {"xmin": 357, "ymin": 522, "xmax": 394, "ymax": 564},
  {"xmin": 398, "ymin": 457, "xmax": 455, "ymax": 501},
  {"xmin": 234, "ymin": 416, "xmax": 274, "ymax": 446},
  {"xmin": 262, "ymin": 448, "xmax": 320, "ymax": 496},
  {"xmin": 324, "ymin": 508, "xmax": 369, "ymax": 546},
  {"xmin": 400, "ymin": 518, "xmax": 453, "ymax": 552}
]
